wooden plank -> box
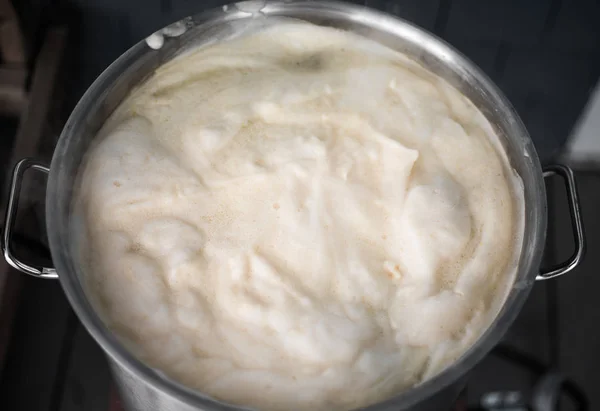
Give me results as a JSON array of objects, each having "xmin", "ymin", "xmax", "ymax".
[
  {"xmin": 0, "ymin": 277, "xmax": 75, "ymax": 410},
  {"xmin": 0, "ymin": 25, "xmax": 67, "ymax": 377},
  {"xmin": 9, "ymin": 26, "xmax": 67, "ymax": 160},
  {"xmin": 0, "ymin": 270, "xmax": 22, "ymax": 374},
  {"xmin": 0, "ymin": 0, "xmax": 25, "ymax": 64},
  {"xmin": 0, "ymin": 64, "xmax": 28, "ymax": 116},
  {"xmin": 555, "ymin": 172, "xmax": 600, "ymax": 409},
  {"xmin": 59, "ymin": 323, "xmax": 111, "ymax": 411},
  {"xmin": 0, "ymin": 20, "xmax": 26, "ymax": 64},
  {"xmin": 0, "ymin": 0, "xmax": 16, "ymax": 19},
  {"xmin": 0, "ymin": 65, "xmax": 27, "ymax": 90}
]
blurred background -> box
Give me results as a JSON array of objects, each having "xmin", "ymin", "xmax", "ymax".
[{"xmin": 0, "ymin": 1, "xmax": 599, "ymax": 410}]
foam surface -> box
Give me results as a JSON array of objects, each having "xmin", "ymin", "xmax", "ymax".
[{"xmin": 74, "ymin": 22, "xmax": 524, "ymax": 411}]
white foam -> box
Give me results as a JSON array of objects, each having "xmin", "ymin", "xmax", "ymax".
[{"xmin": 76, "ymin": 22, "xmax": 524, "ymax": 411}]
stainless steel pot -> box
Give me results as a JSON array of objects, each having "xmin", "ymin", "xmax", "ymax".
[{"xmin": 1, "ymin": 1, "xmax": 586, "ymax": 410}]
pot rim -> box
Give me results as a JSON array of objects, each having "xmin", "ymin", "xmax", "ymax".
[{"xmin": 46, "ymin": 1, "xmax": 547, "ymax": 410}]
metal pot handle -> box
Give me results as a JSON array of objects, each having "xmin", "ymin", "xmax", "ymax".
[
  {"xmin": 2, "ymin": 158, "xmax": 57, "ymax": 279},
  {"xmin": 537, "ymin": 164, "xmax": 585, "ymax": 281},
  {"xmin": 1, "ymin": 160, "xmax": 585, "ymax": 281}
]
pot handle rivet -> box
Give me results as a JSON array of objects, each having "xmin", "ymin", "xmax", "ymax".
[
  {"xmin": 536, "ymin": 164, "xmax": 585, "ymax": 281},
  {"xmin": 2, "ymin": 158, "xmax": 58, "ymax": 279}
]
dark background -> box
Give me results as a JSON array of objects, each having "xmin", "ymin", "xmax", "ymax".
[
  {"xmin": 1, "ymin": 1, "xmax": 600, "ymax": 411},
  {"xmin": 13, "ymin": 0, "xmax": 600, "ymax": 161}
]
